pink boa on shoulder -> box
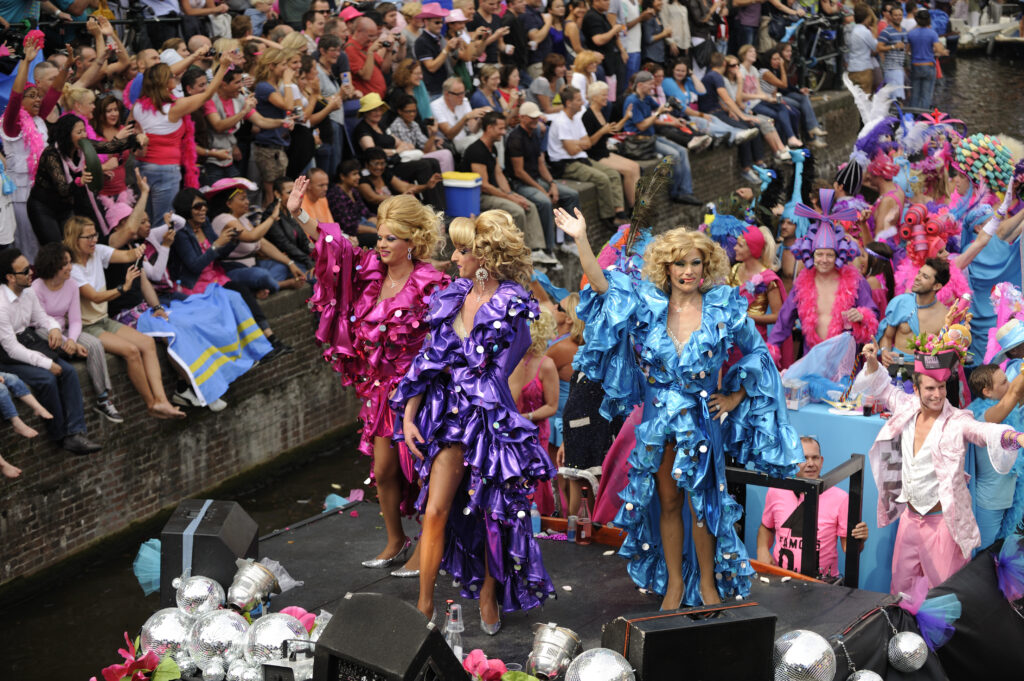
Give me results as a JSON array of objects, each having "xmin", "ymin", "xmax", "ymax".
[
  {"xmin": 792, "ymin": 265, "xmax": 879, "ymax": 348},
  {"xmin": 893, "ymin": 256, "xmax": 969, "ymax": 306},
  {"xmin": 17, "ymin": 109, "xmax": 45, "ymax": 179}
]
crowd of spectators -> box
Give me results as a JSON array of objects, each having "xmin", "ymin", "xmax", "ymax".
[{"xmin": 0, "ymin": 0, "xmax": 952, "ymax": 466}]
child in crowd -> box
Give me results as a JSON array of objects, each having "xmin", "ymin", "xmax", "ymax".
[
  {"xmin": 326, "ymin": 159, "xmax": 379, "ymax": 248},
  {"xmin": 0, "ymin": 371, "xmax": 53, "ymax": 439}
]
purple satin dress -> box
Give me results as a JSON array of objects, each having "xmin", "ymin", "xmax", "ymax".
[{"xmin": 390, "ymin": 278, "xmax": 556, "ymax": 612}]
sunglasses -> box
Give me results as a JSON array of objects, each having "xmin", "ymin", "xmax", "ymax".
[
  {"xmin": 12, "ymin": 266, "xmax": 31, "ymax": 276},
  {"xmin": 447, "ymin": 89, "xmax": 466, "ymax": 96},
  {"xmin": 192, "ymin": 202, "xmax": 208, "ymax": 210}
]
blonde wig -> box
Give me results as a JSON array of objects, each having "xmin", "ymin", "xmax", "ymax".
[
  {"xmin": 572, "ymin": 50, "xmax": 602, "ymax": 75},
  {"xmin": 449, "ymin": 210, "xmax": 533, "ymax": 289},
  {"xmin": 528, "ymin": 308, "xmax": 557, "ymax": 356},
  {"xmin": 641, "ymin": 227, "xmax": 730, "ymax": 294},
  {"xmin": 376, "ymin": 195, "xmax": 443, "ymax": 261},
  {"xmin": 560, "ymin": 292, "xmax": 585, "ymax": 345}
]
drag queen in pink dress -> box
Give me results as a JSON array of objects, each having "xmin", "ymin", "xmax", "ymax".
[
  {"xmin": 391, "ymin": 211, "xmax": 555, "ymax": 633},
  {"xmin": 307, "ymin": 190, "xmax": 449, "ymax": 575}
]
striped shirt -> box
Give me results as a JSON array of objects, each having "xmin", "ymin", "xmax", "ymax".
[{"xmin": 879, "ymin": 26, "xmax": 908, "ymax": 70}]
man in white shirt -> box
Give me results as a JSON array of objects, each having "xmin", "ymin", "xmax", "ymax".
[
  {"xmin": 0, "ymin": 250, "xmax": 100, "ymax": 455},
  {"xmin": 431, "ymin": 77, "xmax": 489, "ymax": 153},
  {"xmin": 618, "ymin": 0, "xmax": 655, "ymax": 84},
  {"xmin": 855, "ymin": 342, "xmax": 1024, "ymax": 595},
  {"xmin": 546, "ymin": 86, "xmax": 628, "ymax": 223}
]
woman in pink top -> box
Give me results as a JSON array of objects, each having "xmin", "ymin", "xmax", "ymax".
[
  {"xmin": 30, "ymin": 242, "xmax": 123, "ymax": 423},
  {"xmin": 133, "ymin": 48, "xmax": 243, "ymax": 221}
]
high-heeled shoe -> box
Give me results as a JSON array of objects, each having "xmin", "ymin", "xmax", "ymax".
[
  {"xmin": 480, "ymin": 616, "xmax": 502, "ymax": 636},
  {"xmin": 361, "ymin": 538, "xmax": 412, "ymax": 568},
  {"xmin": 390, "ymin": 566, "xmax": 420, "ymax": 578}
]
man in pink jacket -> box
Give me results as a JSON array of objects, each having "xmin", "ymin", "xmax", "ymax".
[{"xmin": 855, "ymin": 342, "xmax": 1024, "ymax": 596}]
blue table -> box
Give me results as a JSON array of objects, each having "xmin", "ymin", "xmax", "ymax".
[{"xmin": 742, "ymin": 403, "xmax": 895, "ymax": 594}]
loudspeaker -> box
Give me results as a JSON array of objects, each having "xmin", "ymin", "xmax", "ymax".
[
  {"xmin": 159, "ymin": 499, "xmax": 259, "ymax": 607},
  {"xmin": 601, "ymin": 601, "xmax": 776, "ymax": 681},
  {"xmin": 312, "ymin": 593, "xmax": 468, "ymax": 681}
]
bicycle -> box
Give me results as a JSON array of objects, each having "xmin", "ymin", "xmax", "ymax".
[{"xmin": 790, "ymin": 13, "xmax": 846, "ymax": 92}]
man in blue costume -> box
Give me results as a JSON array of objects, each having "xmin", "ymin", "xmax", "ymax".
[{"xmin": 877, "ymin": 258, "xmax": 950, "ymax": 372}]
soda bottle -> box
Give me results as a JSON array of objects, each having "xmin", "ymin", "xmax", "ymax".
[
  {"xmin": 530, "ymin": 502, "xmax": 542, "ymax": 536},
  {"xmin": 444, "ymin": 603, "xmax": 464, "ymax": 660},
  {"xmin": 576, "ymin": 488, "xmax": 593, "ymax": 545}
]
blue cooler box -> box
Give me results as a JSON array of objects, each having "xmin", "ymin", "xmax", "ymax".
[{"xmin": 442, "ymin": 172, "xmax": 482, "ymax": 218}]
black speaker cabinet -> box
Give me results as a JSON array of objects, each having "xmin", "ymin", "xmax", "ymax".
[
  {"xmin": 602, "ymin": 601, "xmax": 776, "ymax": 681},
  {"xmin": 312, "ymin": 592, "xmax": 468, "ymax": 681},
  {"xmin": 159, "ymin": 499, "xmax": 259, "ymax": 607}
]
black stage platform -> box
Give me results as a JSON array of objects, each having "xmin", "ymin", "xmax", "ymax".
[{"xmin": 259, "ymin": 501, "xmax": 949, "ymax": 680}]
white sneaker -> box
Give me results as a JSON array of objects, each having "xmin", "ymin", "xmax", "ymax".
[
  {"xmin": 172, "ymin": 387, "xmax": 203, "ymax": 408},
  {"xmin": 208, "ymin": 398, "xmax": 228, "ymax": 412},
  {"xmin": 531, "ymin": 249, "xmax": 558, "ymax": 265},
  {"xmin": 736, "ymin": 128, "xmax": 760, "ymax": 144}
]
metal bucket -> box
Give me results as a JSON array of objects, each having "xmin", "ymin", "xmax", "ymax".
[
  {"xmin": 525, "ymin": 622, "xmax": 582, "ymax": 680},
  {"xmin": 226, "ymin": 560, "xmax": 279, "ymax": 612}
]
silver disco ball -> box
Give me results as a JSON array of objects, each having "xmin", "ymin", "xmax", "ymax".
[
  {"xmin": 773, "ymin": 630, "xmax": 836, "ymax": 681},
  {"xmin": 245, "ymin": 613, "xmax": 310, "ymax": 664},
  {"xmin": 240, "ymin": 666, "xmax": 262, "ymax": 681},
  {"xmin": 140, "ymin": 607, "xmax": 193, "ymax": 657},
  {"xmin": 226, "ymin": 658, "xmax": 249, "ymax": 681},
  {"xmin": 175, "ymin": 575, "xmax": 226, "ymax": 615},
  {"xmin": 847, "ymin": 670, "xmax": 884, "ymax": 681},
  {"xmin": 564, "ymin": 648, "xmax": 635, "ymax": 681},
  {"xmin": 205, "ymin": 657, "xmax": 227, "ymax": 681},
  {"xmin": 173, "ymin": 651, "xmax": 197, "ymax": 677},
  {"xmin": 888, "ymin": 631, "xmax": 928, "ymax": 672},
  {"xmin": 187, "ymin": 609, "xmax": 250, "ymax": 670}
]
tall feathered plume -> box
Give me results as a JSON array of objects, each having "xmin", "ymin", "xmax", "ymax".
[
  {"xmin": 843, "ymin": 72, "xmax": 902, "ymax": 143},
  {"xmin": 625, "ymin": 157, "xmax": 673, "ymax": 255}
]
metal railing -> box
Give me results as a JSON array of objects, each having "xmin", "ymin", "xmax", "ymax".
[{"xmin": 727, "ymin": 453, "xmax": 866, "ymax": 587}]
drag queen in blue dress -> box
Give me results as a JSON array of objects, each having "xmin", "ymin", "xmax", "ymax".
[
  {"xmin": 391, "ymin": 212, "xmax": 556, "ymax": 633},
  {"xmin": 554, "ymin": 207, "xmax": 802, "ymax": 609}
]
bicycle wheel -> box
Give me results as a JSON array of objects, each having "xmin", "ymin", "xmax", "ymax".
[{"xmin": 804, "ymin": 63, "xmax": 830, "ymax": 92}]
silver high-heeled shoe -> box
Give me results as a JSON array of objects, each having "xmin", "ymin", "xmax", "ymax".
[
  {"xmin": 361, "ymin": 538, "xmax": 412, "ymax": 568},
  {"xmin": 390, "ymin": 566, "xmax": 420, "ymax": 578},
  {"xmin": 480, "ymin": 617, "xmax": 502, "ymax": 636}
]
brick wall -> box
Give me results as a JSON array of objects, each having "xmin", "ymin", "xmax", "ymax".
[
  {"xmin": 0, "ymin": 91, "xmax": 861, "ymax": 589},
  {"xmin": 0, "ymin": 290, "xmax": 356, "ymax": 588}
]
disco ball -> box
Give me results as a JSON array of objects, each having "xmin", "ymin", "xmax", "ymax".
[
  {"xmin": 564, "ymin": 648, "xmax": 635, "ymax": 681},
  {"xmin": 175, "ymin": 575, "xmax": 226, "ymax": 615},
  {"xmin": 240, "ymin": 666, "xmax": 262, "ymax": 681},
  {"xmin": 245, "ymin": 613, "xmax": 310, "ymax": 664},
  {"xmin": 226, "ymin": 658, "xmax": 248, "ymax": 681},
  {"xmin": 140, "ymin": 607, "xmax": 193, "ymax": 657},
  {"xmin": 205, "ymin": 657, "xmax": 227, "ymax": 681},
  {"xmin": 187, "ymin": 609, "xmax": 250, "ymax": 670},
  {"xmin": 847, "ymin": 670, "xmax": 884, "ymax": 681},
  {"xmin": 888, "ymin": 631, "xmax": 928, "ymax": 672},
  {"xmin": 773, "ymin": 630, "xmax": 836, "ymax": 681},
  {"xmin": 173, "ymin": 651, "xmax": 197, "ymax": 678}
]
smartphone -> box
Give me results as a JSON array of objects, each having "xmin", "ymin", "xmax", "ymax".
[
  {"xmin": 424, "ymin": 117, "xmax": 435, "ymax": 127},
  {"xmin": 341, "ymin": 72, "xmax": 352, "ymax": 88}
]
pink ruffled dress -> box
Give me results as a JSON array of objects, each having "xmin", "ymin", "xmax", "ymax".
[{"xmin": 310, "ymin": 223, "xmax": 450, "ymax": 509}]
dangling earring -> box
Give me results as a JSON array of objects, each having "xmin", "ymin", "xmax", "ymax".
[
  {"xmin": 699, "ymin": 278, "xmax": 705, "ymax": 286},
  {"xmin": 407, "ymin": 247, "xmax": 413, "ymax": 261},
  {"xmin": 474, "ymin": 266, "xmax": 490, "ymax": 302}
]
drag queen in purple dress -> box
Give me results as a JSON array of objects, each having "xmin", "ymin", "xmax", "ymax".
[
  {"xmin": 305, "ymin": 187, "xmax": 449, "ymax": 575},
  {"xmin": 391, "ymin": 212, "xmax": 556, "ymax": 633}
]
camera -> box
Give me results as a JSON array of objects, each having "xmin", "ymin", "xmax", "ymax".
[
  {"xmin": 667, "ymin": 96, "xmax": 685, "ymax": 112},
  {"xmin": 379, "ymin": 39, "xmax": 392, "ymax": 48}
]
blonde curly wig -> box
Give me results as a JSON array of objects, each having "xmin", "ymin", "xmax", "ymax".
[
  {"xmin": 449, "ymin": 210, "xmax": 533, "ymax": 289},
  {"xmin": 528, "ymin": 308, "xmax": 557, "ymax": 356},
  {"xmin": 560, "ymin": 292, "xmax": 585, "ymax": 345},
  {"xmin": 641, "ymin": 227, "xmax": 730, "ymax": 294},
  {"xmin": 376, "ymin": 195, "xmax": 443, "ymax": 261}
]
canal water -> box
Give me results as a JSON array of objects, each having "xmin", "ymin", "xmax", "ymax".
[{"xmin": 2, "ymin": 52, "xmax": 1022, "ymax": 681}]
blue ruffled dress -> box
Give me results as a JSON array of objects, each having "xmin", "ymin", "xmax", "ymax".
[
  {"xmin": 390, "ymin": 278, "xmax": 557, "ymax": 612},
  {"xmin": 576, "ymin": 271, "xmax": 802, "ymax": 605}
]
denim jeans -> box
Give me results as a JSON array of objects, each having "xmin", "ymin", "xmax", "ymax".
[
  {"xmin": 138, "ymin": 162, "xmax": 182, "ymax": 224},
  {"xmin": 711, "ymin": 112, "xmax": 761, "ymax": 167},
  {"xmin": 0, "ymin": 371, "xmax": 29, "ymax": 420},
  {"xmin": 654, "ymin": 135, "xmax": 694, "ymax": 197},
  {"xmin": 625, "ymin": 52, "xmax": 642, "ymax": 86},
  {"xmin": 782, "ymin": 92, "xmax": 820, "ymax": 132},
  {"xmin": 752, "ymin": 101, "xmax": 798, "ymax": 141},
  {"xmin": 222, "ymin": 262, "xmax": 280, "ymax": 293},
  {"xmin": 204, "ymin": 162, "xmax": 240, "ymax": 185},
  {"xmin": 512, "ymin": 179, "xmax": 581, "ymax": 251},
  {"xmin": 0, "ymin": 358, "xmax": 87, "ymax": 440},
  {"xmin": 882, "ymin": 68, "xmax": 906, "ymax": 100},
  {"xmin": 909, "ymin": 64, "xmax": 936, "ymax": 109}
]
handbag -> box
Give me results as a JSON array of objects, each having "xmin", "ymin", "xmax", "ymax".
[
  {"xmin": 617, "ymin": 133, "xmax": 656, "ymax": 161},
  {"xmin": 691, "ymin": 39, "xmax": 715, "ymax": 69}
]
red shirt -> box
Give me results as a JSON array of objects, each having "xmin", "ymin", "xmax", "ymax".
[{"xmin": 345, "ymin": 40, "xmax": 387, "ymax": 98}]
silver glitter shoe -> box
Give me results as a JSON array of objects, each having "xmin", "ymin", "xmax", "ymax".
[
  {"xmin": 480, "ymin": 617, "xmax": 502, "ymax": 636},
  {"xmin": 390, "ymin": 566, "xmax": 420, "ymax": 578},
  {"xmin": 361, "ymin": 538, "xmax": 412, "ymax": 568}
]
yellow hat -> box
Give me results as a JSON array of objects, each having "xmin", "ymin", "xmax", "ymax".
[{"xmin": 358, "ymin": 93, "xmax": 389, "ymax": 114}]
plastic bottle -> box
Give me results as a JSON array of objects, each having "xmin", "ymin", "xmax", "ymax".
[
  {"xmin": 576, "ymin": 488, "xmax": 593, "ymax": 545},
  {"xmin": 530, "ymin": 502, "xmax": 542, "ymax": 536},
  {"xmin": 444, "ymin": 603, "xmax": 464, "ymax": 660},
  {"xmin": 566, "ymin": 514, "xmax": 578, "ymax": 542}
]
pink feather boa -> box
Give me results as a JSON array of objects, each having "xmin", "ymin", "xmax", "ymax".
[
  {"xmin": 893, "ymin": 256, "xmax": 969, "ymax": 306},
  {"xmin": 17, "ymin": 108, "xmax": 45, "ymax": 179},
  {"xmin": 791, "ymin": 265, "xmax": 879, "ymax": 348},
  {"xmin": 135, "ymin": 96, "xmax": 200, "ymax": 189}
]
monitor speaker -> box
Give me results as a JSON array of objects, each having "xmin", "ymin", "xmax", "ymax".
[
  {"xmin": 159, "ymin": 499, "xmax": 258, "ymax": 607},
  {"xmin": 312, "ymin": 592, "xmax": 467, "ymax": 681},
  {"xmin": 601, "ymin": 601, "xmax": 776, "ymax": 681}
]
